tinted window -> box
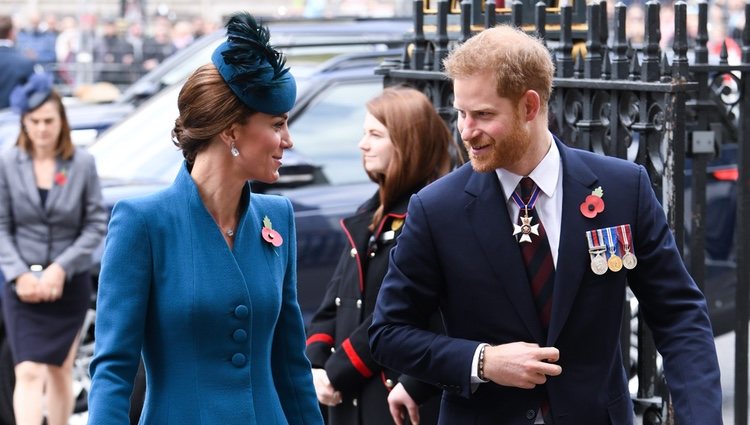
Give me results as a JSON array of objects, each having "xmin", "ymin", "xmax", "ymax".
[{"xmin": 289, "ymin": 80, "xmax": 382, "ymax": 185}]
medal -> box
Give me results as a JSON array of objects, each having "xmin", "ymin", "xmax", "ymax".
[
  {"xmin": 586, "ymin": 230, "xmax": 608, "ymax": 275},
  {"xmin": 513, "ymin": 211, "xmax": 539, "ymax": 243},
  {"xmin": 608, "ymin": 255, "xmax": 623, "ymax": 272},
  {"xmin": 591, "ymin": 249, "xmax": 609, "ymax": 275},
  {"xmin": 617, "ymin": 224, "xmax": 637, "ymax": 269},
  {"xmin": 511, "ymin": 184, "xmax": 542, "ymax": 244},
  {"xmin": 622, "ymin": 252, "xmax": 637, "ymax": 269},
  {"xmin": 604, "ymin": 227, "xmax": 623, "ymax": 272}
]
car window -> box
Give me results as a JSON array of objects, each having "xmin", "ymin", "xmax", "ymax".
[
  {"xmin": 289, "ymin": 80, "xmax": 382, "ymax": 186},
  {"xmin": 89, "ymin": 83, "xmax": 183, "ymax": 183}
]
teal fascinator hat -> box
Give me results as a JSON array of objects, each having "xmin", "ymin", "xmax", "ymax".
[
  {"xmin": 9, "ymin": 72, "xmax": 54, "ymax": 115},
  {"xmin": 211, "ymin": 12, "xmax": 296, "ymax": 115}
]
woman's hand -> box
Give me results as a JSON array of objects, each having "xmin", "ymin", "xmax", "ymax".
[
  {"xmin": 14, "ymin": 272, "xmax": 43, "ymax": 303},
  {"xmin": 39, "ymin": 263, "xmax": 66, "ymax": 302},
  {"xmin": 311, "ymin": 368, "xmax": 342, "ymax": 406},
  {"xmin": 387, "ymin": 382, "xmax": 420, "ymax": 425}
]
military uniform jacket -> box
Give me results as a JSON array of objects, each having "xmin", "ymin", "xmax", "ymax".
[
  {"xmin": 88, "ymin": 163, "xmax": 323, "ymax": 425},
  {"xmin": 306, "ymin": 192, "xmax": 439, "ymax": 425}
]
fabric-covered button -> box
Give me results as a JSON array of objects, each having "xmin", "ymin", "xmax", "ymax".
[
  {"xmin": 526, "ymin": 409, "xmax": 536, "ymax": 420},
  {"xmin": 234, "ymin": 305, "xmax": 248, "ymax": 319},
  {"xmin": 233, "ymin": 329, "xmax": 248, "ymax": 342},
  {"xmin": 231, "ymin": 353, "xmax": 246, "ymax": 367}
]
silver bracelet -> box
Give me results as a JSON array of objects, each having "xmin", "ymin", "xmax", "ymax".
[{"xmin": 478, "ymin": 344, "xmax": 486, "ymax": 381}]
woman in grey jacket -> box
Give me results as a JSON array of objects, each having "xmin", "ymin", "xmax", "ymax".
[{"xmin": 0, "ymin": 72, "xmax": 107, "ymax": 425}]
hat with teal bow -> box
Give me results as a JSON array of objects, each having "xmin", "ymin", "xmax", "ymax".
[{"xmin": 211, "ymin": 12, "xmax": 296, "ymax": 115}]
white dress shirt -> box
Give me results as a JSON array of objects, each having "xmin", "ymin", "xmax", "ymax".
[{"xmin": 470, "ymin": 133, "xmax": 564, "ymax": 423}]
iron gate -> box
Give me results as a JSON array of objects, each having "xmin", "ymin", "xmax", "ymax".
[{"xmin": 377, "ymin": 0, "xmax": 750, "ymax": 423}]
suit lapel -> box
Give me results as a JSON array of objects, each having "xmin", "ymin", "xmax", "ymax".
[
  {"xmin": 15, "ymin": 149, "xmax": 43, "ymax": 216},
  {"xmin": 465, "ymin": 170, "xmax": 544, "ymax": 342},
  {"xmin": 44, "ymin": 156, "xmax": 70, "ymax": 214},
  {"xmin": 547, "ymin": 141, "xmax": 599, "ymax": 345}
]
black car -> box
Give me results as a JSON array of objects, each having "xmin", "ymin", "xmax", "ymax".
[
  {"xmin": 0, "ymin": 47, "xmax": 397, "ymax": 425},
  {"xmin": 0, "ymin": 17, "xmax": 412, "ymax": 150}
]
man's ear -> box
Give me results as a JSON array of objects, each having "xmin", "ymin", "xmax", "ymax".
[{"xmin": 521, "ymin": 90, "xmax": 541, "ymax": 122}]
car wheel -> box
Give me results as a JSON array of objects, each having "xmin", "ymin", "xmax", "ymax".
[{"xmin": 0, "ymin": 337, "xmax": 15, "ymax": 425}]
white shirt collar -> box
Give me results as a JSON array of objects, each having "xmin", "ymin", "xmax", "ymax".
[{"xmin": 495, "ymin": 132, "xmax": 560, "ymax": 202}]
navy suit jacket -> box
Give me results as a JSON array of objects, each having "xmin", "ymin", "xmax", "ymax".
[
  {"xmin": 369, "ymin": 140, "xmax": 722, "ymax": 425},
  {"xmin": 0, "ymin": 45, "xmax": 35, "ymax": 110}
]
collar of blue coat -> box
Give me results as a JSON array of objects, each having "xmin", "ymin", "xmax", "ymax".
[{"xmin": 210, "ymin": 41, "xmax": 296, "ymax": 115}]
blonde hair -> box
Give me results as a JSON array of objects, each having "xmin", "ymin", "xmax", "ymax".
[{"xmin": 443, "ymin": 25, "xmax": 554, "ymax": 110}]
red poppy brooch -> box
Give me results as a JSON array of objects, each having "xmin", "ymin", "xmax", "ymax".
[
  {"xmin": 54, "ymin": 168, "xmax": 68, "ymax": 186},
  {"xmin": 580, "ymin": 186, "xmax": 605, "ymax": 218},
  {"xmin": 261, "ymin": 216, "xmax": 283, "ymax": 247}
]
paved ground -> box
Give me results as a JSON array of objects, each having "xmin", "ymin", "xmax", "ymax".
[
  {"xmin": 718, "ymin": 330, "xmax": 748, "ymax": 424},
  {"xmin": 68, "ymin": 331, "xmax": 745, "ymax": 424}
]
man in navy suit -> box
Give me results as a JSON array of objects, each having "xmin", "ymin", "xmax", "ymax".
[
  {"xmin": 369, "ymin": 25, "xmax": 722, "ymax": 424},
  {"xmin": 0, "ymin": 15, "xmax": 35, "ymax": 110}
]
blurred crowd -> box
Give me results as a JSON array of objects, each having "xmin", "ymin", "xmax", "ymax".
[
  {"xmin": 7, "ymin": 9, "xmax": 220, "ymax": 97},
  {"xmin": 615, "ymin": 0, "xmax": 746, "ymax": 63}
]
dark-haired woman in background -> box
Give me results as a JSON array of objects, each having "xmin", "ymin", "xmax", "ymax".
[
  {"xmin": 0, "ymin": 72, "xmax": 107, "ymax": 425},
  {"xmin": 87, "ymin": 12, "xmax": 323, "ymax": 424},
  {"xmin": 305, "ymin": 87, "xmax": 459, "ymax": 425}
]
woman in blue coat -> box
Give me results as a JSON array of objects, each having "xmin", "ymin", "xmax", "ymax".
[{"xmin": 87, "ymin": 12, "xmax": 324, "ymax": 425}]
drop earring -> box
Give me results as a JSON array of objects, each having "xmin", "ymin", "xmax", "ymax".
[{"xmin": 230, "ymin": 142, "xmax": 240, "ymax": 157}]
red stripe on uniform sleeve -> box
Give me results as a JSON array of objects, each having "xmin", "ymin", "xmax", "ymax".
[
  {"xmin": 306, "ymin": 333, "xmax": 334, "ymax": 346},
  {"xmin": 342, "ymin": 339, "xmax": 374, "ymax": 378}
]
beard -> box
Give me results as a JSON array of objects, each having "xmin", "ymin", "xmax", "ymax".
[{"xmin": 463, "ymin": 112, "xmax": 531, "ymax": 173}]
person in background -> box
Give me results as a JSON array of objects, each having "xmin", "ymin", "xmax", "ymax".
[
  {"xmin": 369, "ymin": 25, "xmax": 722, "ymax": 424},
  {"xmin": 0, "ymin": 15, "xmax": 35, "ymax": 109},
  {"xmin": 15, "ymin": 10, "xmax": 58, "ymax": 69},
  {"xmin": 0, "ymin": 72, "xmax": 107, "ymax": 425},
  {"xmin": 124, "ymin": 20, "xmax": 145, "ymax": 80},
  {"xmin": 141, "ymin": 15, "xmax": 174, "ymax": 71},
  {"xmin": 170, "ymin": 19, "xmax": 195, "ymax": 51},
  {"xmin": 93, "ymin": 18, "xmax": 134, "ymax": 86},
  {"xmin": 55, "ymin": 15, "xmax": 81, "ymax": 86},
  {"xmin": 306, "ymin": 87, "xmax": 457, "ymax": 425},
  {"xmin": 87, "ymin": 12, "xmax": 324, "ymax": 424}
]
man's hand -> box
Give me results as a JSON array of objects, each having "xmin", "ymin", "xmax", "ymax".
[
  {"xmin": 482, "ymin": 342, "xmax": 562, "ymax": 389},
  {"xmin": 387, "ymin": 382, "xmax": 420, "ymax": 425},
  {"xmin": 311, "ymin": 368, "xmax": 342, "ymax": 406}
]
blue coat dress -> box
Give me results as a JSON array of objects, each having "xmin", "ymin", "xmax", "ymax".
[{"xmin": 88, "ymin": 163, "xmax": 323, "ymax": 425}]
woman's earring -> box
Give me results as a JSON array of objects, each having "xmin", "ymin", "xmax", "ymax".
[{"xmin": 230, "ymin": 142, "xmax": 240, "ymax": 157}]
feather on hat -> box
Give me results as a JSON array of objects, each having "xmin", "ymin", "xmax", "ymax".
[{"xmin": 211, "ymin": 12, "xmax": 296, "ymax": 115}]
